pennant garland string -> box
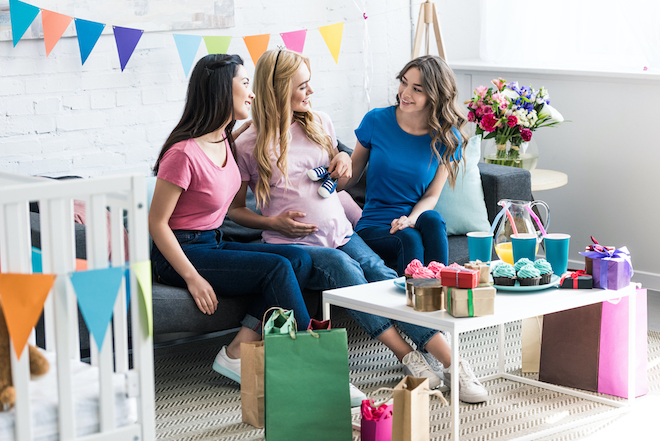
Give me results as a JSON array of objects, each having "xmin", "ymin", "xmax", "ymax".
[{"xmin": 9, "ymin": 1, "xmax": 426, "ymax": 73}]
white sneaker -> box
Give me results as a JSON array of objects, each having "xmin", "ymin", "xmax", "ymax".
[
  {"xmin": 442, "ymin": 359, "xmax": 487, "ymax": 403},
  {"xmin": 402, "ymin": 350, "xmax": 442, "ymax": 389},
  {"xmin": 349, "ymin": 383, "xmax": 367, "ymax": 407},
  {"xmin": 212, "ymin": 346, "xmax": 241, "ymax": 384}
]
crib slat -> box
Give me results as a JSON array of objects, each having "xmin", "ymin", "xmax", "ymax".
[
  {"xmin": 127, "ymin": 175, "xmax": 156, "ymax": 441},
  {"xmin": 87, "ymin": 194, "xmax": 117, "ymax": 433},
  {"xmin": 109, "ymin": 202, "xmax": 129, "ymax": 374},
  {"xmin": 55, "ymin": 277, "xmax": 77, "ymax": 439}
]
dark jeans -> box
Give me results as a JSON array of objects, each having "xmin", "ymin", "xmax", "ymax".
[
  {"xmin": 357, "ymin": 210, "xmax": 448, "ymax": 276},
  {"xmin": 151, "ymin": 229, "xmax": 312, "ymax": 328}
]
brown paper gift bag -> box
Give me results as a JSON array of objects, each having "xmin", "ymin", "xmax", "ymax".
[
  {"xmin": 392, "ymin": 376, "xmax": 447, "ymax": 441},
  {"xmin": 521, "ymin": 316, "xmax": 543, "ymax": 373},
  {"xmin": 240, "ymin": 341, "xmax": 264, "ymax": 428}
]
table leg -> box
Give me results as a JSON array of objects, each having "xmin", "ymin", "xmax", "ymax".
[
  {"xmin": 451, "ymin": 330, "xmax": 460, "ymax": 440},
  {"xmin": 322, "ymin": 300, "xmax": 331, "ymax": 321}
]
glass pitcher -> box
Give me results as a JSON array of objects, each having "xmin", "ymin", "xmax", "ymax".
[{"xmin": 492, "ymin": 199, "xmax": 550, "ymax": 265}]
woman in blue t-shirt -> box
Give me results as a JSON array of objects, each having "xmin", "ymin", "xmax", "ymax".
[{"xmin": 340, "ymin": 55, "xmax": 487, "ymax": 403}]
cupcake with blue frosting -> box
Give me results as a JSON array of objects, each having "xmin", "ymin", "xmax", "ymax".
[
  {"xmin": 534, "ymin": 258, "xmax": 554, "ymax": 284},
  {"xmin": 492, "ymin": 262, "xmax": 516, "ymax": 286},
  {"xmin": 517, "ymin": 264, "xmax": 542, "ymax": 286},
  {"xmin": 514, "ymin": 258, "xmax": 534, "ymax": 274}
]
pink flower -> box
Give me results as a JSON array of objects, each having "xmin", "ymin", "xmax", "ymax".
[
  {"xmin": 405, "ymin": 259, "xmax": 424, "ymax": 276},
  {"xmin": 492, "ymin": 93, "xmax": 508, "ymax": 108},
  {"xmin": 467, "ymin": 111, "xmax": 476, "ymax": 122},
  {"xmin": 475, "ymin": 107, "xmax": 484, "ymax": 117},
  {"xmin": 507, "ymin": 115, "xmax": 518, "ymax": 128},
  {"xmin": 475, "ymin": 85, "xmax": 488, "ymax": 98},
  {"xmin": 521, "ymin": 128, "xmax": 533, "ymax": 142},
  {"xmin": 480, "ymin": 114, "xmax": 498, "ymax": 132},
  {"xmin": 482, "ymin": 106, "xmax": 494, "ymax": 115},
  {"xmin": 491, "ymin": 77, "xmax": 506, "ymax": 91}
]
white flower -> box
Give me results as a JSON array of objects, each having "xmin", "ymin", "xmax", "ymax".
[
  {"xmin": 539, "ymin": 104, "xmax": 564, "ymax": 123},
  {"xmin": 502, "ymin": 89, "xmax": 519, "ymax": 100}
]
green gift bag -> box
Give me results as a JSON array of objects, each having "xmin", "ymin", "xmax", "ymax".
[{"xmin": 264, "ymin": 322, "xmax": 352, "ymax": 440}]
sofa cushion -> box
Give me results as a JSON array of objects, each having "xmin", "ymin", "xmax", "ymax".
[{"xmin": 434, "ymin": 135, "xmax": 491, "ymax": 236}]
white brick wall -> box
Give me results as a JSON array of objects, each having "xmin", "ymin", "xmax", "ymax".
[{"xmin": 0, "ymin": 0, "xmax": 438, "ymax": 178}]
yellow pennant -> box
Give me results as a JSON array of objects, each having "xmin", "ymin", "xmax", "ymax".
[
  {"xmin": 131, "ymin": 261, "xmax": 153, "ymax": 336},
  {"xmin": 318, "ymin": 22, "xmax": 344, "ymax": 64}
]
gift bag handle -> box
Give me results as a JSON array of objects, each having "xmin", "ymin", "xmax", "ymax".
[
  {"xmin": 370, "ymin": 385, "xmax": 448, "ymax": 406},
  {"xmin": 262, "ymin": 306, "xmax": 298, "ymax": 339}
]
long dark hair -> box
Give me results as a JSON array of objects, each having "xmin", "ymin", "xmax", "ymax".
[
  {"xmin": 153, "ymin": 54, "xmax": 244, "ymax": 174},
  {"xmin": 395, "ymin": 55, "xmax": 468, "ymax": 188}
]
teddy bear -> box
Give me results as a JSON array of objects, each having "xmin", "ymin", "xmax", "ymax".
[
  {"xmin": 0, "ymin": 303, "xmax": 50, "ymax": 411},
  {"xmin": 306, "ymin": 166, "xmax": 337, "ymax": 198}
]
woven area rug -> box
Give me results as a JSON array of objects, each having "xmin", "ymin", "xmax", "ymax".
[{"xmin": 154, "ymin": 313, "xmax": 660, "ymax": 441}]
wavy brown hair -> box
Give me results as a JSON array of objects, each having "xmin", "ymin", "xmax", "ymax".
[
  {"xmin": 395, "ymin": 55, "xmax": 468, "ymax": 188},
  {"xmin": 251, "ymin": 49, "xmax": 335, "ymax": 208}
]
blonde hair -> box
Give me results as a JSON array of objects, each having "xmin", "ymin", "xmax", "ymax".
[
  {"xmin": 396, "ymin": 56, "xmax": 468, "ymax": 188},
  {"xmin": 252, "ymin": 49, "xmax": 335, "ymax": 208}
]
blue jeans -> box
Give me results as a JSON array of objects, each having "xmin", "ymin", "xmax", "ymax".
[
  {"xmin": 293, "ymin": 234, "xmax": 438, "ymax": 351},
  {"xmin": 358, "ymin": 210, "xmax": 448, "ymax": 276},
  {"xmin": 151, "ymin": 229, "xmax": 312, "ymax": 329}
]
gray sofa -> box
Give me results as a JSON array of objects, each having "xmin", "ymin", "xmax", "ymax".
[{"xmin": 31, "ymin": 158, "xmax": 531, "ymax": 349}]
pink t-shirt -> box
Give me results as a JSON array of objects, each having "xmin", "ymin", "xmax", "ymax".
[
  {"xmin": 157, "ymin": 138, "xmax": 241, "ymax": 231},
  {"xmin": 235, "ymin": 111, "xmax": 353, "ymax": 248}
]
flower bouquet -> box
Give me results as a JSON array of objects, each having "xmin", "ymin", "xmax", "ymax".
[{"xmin": 466, "ymin": 78, "xmax": 565, "ymax": 168}]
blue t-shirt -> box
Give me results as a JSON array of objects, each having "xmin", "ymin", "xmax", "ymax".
[{"xmin": 354, "ymin": 106, "xmax": 462, "ymax": 231}]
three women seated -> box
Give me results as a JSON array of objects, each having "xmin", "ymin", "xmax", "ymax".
[{"xmin": 148, "ymin": 50, "xmax": 488, "ymax": 405}]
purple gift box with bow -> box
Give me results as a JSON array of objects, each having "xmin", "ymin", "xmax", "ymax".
[{"xmin": 579, "ymin": 246, "xmax": 633, "ymax": 290}]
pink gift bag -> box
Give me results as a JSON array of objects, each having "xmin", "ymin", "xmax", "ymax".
[
  {"xmin": 361, "ymin": 400, "xmax": 393, "ymax": 441},
  {"xmin": 597, "ymin": 288, "xmax": 648, "ymax": 398}
]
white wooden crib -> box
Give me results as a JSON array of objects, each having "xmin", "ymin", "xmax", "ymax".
[{"xmin": 0, "ymin": 172, "xmax": 155, "ymax": 441}]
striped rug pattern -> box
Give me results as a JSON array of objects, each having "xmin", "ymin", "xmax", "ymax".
[{"xmin": 154, "ymin": 316, "xmax": 660, "ymax": 441}]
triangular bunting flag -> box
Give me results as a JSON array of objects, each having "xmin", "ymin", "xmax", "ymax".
[
  {"xmin": 243, "ymin": 34, "xmax": 270, "ymax": 65},
  {"xmin": 280, "ymin": 29, "xmax": 307, "ymax": 54},
  {"xmin": 31, "ymin": 247, "xmax": 42, "ymax": 273},
  {"xmin": 131, "ymin": 261, "xmax": 153, "ymax": 336},
  {"xmin": 318, "ymin": 22, "xmax": 344, "ymax": 64},
  {"xmin": 74, "ymin": 18, "xmax": 105, "ymax": 65},
  {"xmin": 173, "ymin": 34, "xmax": 202, "ymax": 77},
  {"xmin": 0, "ymin": 273, "xmax": 55, "ymax": 359},
  {"xmin": 41, "ymin": 9, "xmax": 73, "ymax": 56},
  {"xmin": 112, "ymin": 25, "xmax": 143, "ymax": 71},
  {"xmin": 70, "ymin": 267, "xmax": 124, "ymax": 350},
  {"xmin": 204, "ymin": 36, "xmax": 232, "ymax": 55},
  {"xmin": 9, "ymin": 0, "xmax": 41, "ymax": 47}
]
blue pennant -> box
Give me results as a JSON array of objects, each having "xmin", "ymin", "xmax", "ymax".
[
  {"xmin": 173, "ymin": 34, "xmax": 202, "ymax": 77},
  {"xmin": 74, "ymin": 18, "xmax": 105, "ymax": 65},
  {"xmin": 9, "ymin": 0, "xmax": 41, "ymax": 47},
  {"xmin": 71, "ymin": 267, "xmax": 124, "ymax": 350}
]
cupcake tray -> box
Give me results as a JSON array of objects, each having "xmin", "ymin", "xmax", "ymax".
[{"xmin": 493, "ymin": 274, "xmax": 561, "ymax": 292}]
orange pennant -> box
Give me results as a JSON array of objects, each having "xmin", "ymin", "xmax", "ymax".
[
  {"xmin": 243, "ymin": 34, "xmax": 270, "ymax": 65},
  {"xmin": 0, "ymin": 273, "xmax": 55, "ymax": 359},
  {"xmin": 41, "ymin": 9, "xmax": 73, "ymax": 56}
]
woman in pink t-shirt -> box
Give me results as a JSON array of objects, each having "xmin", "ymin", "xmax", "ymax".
[
  {"xmin": 149, "ymin": 54, "xmax": 313, "ymax": 385},
  {"xmin": 229, "ymin": 49, "xmax": 473, "ymax": 402}
]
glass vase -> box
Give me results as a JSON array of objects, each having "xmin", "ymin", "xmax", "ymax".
[{"xmin": 483, "ymin": 138, "xmax": 538, "ymax": 170}]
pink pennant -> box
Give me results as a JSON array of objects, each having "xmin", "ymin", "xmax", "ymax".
[
  {"xmin": 41, "ymin": 9, "xmax": 73, "ymax": 56},
  {"xmin": 280, "ymin": 29, "xmax": 307, "ymax": 54}
]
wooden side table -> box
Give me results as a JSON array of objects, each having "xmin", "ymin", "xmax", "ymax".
[{"xmin": 530, "ymin": 169, "xmax": 568, "ymax": 192}]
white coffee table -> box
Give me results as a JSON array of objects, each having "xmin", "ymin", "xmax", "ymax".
[{"xmin": 322, "ymin": 279, "xmax": 637, "ymax": 441}]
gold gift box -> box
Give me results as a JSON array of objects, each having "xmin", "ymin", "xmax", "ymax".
[
  {"xmin": 464, "ymin": 260, "xmax": 490, "ymax": 284},
  {"xmin": 443, "ymin": 285, "xmax": 496, "ymax": 317},
  {"xmin": 406, "ymin": 278, "xmax": 444, "ymax": 312}
]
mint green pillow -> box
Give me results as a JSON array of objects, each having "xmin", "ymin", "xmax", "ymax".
[{"xmin": 434, "ymin": 135, "xmax": 491, "ymax": 236}]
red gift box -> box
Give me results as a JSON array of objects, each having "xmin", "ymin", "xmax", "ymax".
[{"xmin": 440, "ymin": 267, "xmax": 479, "ymax": 289}]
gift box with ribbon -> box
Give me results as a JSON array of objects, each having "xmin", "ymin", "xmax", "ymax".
[
  {"xmin": 579, "ymin": 246, "xmax": 633, "ymax": 290},
  {"xmin": 559, "ymin": 270, "xmax": 593, "ymax": 289},
  {"xmin": 439, "ymin": 266, "xmax": 479, "ymax": 289},
  {"xmin": 583, "ymin": 236, "xmax": 615, "ymax": 275},
  {"xmin": 443, "ymin": 285, "xmax": 496, "ymax": 317},
  {"xmin": 464, "ymin": 260, "xmax": 490, "ymax": 285}
]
